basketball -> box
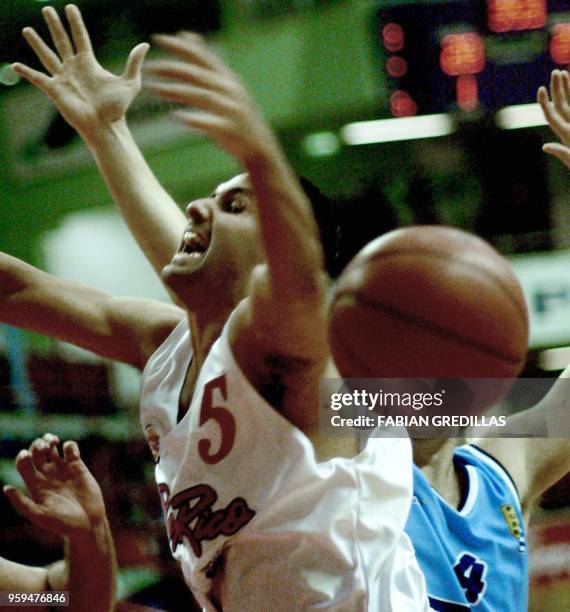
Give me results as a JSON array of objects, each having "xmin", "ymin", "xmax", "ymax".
[{"xmin": 329, "ymin": 226, "xmax": 529, "ymax": 412}]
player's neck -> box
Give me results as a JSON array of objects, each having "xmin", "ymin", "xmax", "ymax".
[
  {"xmin": 414, "ymin": 438, "xmax": 465, "ymax": 508},
  {"xmin": 412, "ymin": 438, "xmax": 452, "ymax": 467},
  {"xmin": 186, "ymin": 310, "xmax": 227, "ymax": 368},
  {"xmin": 177, "ymin": 313, "xmax": 228, "ymax": 423}
]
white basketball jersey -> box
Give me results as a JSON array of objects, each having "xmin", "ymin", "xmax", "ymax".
[{"xmin": 140, "ymin": 315, "xmax": 428, "ymax": 611}]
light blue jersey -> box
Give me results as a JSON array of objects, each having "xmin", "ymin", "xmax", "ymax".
[{"xmin": 406, "ymin": 444, "xmax": 528, "ymax": 611}]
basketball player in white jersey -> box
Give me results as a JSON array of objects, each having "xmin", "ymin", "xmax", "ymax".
[
  {"xmin": 1, "ymin": 433, "xmax": 116, "ymax": 612},
  {"xmin": 4, "ymin": 5, "xmax": 428, "ymax": 609}
]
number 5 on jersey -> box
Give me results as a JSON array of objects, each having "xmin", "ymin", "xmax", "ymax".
[{"xmin": 198, "ymin": 374, "xmax": 236, "ymax": 464}]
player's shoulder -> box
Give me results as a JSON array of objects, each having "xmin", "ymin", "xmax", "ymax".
[{"xmin": 463, "ymin": 438, "xmax": 528, "ymax": 506}]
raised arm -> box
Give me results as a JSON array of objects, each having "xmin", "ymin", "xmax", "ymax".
[
  {"xmin": 0, "ymin": 251, "xmax": 183, "ymax": 369},
  {"xmin": 493, "ymin": 70, "xmax": 570, "ymax": 503},
  {"xmin": 12, "ymin": 4, "xmax": 186, "ymax": 276},
  {"xmin": 146, "ymin": 34, "xmax": 329, "ymax": 431},
  {"xmin": 474, "ymin": 368, "xmax": 570, "ymax": 518},
  {"xmin": 538, "ymin": 69, "xmax": 570, "ymax": 167},
  {"xmin": 3, "ymin": 434, "xmax": 115, "ymax": 612}
]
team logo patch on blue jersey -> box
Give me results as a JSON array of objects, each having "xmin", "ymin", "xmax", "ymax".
[{"xmin": 501, "ymin": 503, "xmax": 522, "ymax": 539}]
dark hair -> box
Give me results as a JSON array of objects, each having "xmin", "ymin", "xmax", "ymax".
[
  {"xmin": 298, "ymin": 177, "xmax": 340, "ymax": 277},
  {"xmin": 299, "ymin": 176, "xmax": 398, "ymax": 278}
]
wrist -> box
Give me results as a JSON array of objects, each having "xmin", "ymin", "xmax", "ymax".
[
  {"xmin": 81, "ymin": 116, "xmax": 130, "ymax": 149},
  {"xmin": 243, "ymin": 137, "xmax": 285, "ymax": 173},
  {"xmin": 67, "ymin": 514, "xmax": 110, "ymax": 547}
]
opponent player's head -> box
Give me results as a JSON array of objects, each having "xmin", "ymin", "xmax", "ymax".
[{"xmin": 161, "ymin": 173, "xmax": 337, "ymax": 311}]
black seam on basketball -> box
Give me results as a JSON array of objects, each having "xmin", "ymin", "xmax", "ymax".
[
  {"xmin": 342, "ymin": 295, "xmax": 522, "ymax": 366},
  {"xmin": 359, "ymin": 249, "xmax": 527, "ymax": 323}
]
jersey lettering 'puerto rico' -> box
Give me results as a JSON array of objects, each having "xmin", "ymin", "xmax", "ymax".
[{"xmin": 158, "ymin": 482, "xmax": 255, "ymax": 557}]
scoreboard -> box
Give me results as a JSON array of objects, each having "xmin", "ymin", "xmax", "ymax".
[{"xmin": 376, "ymin": 0, "xmax": 570, "ymax": 116}]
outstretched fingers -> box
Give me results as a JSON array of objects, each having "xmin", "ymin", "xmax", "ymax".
[
  {"xmin": 171, "ymin": 109, "xmax": 232, "ymax": 140},
  {"xmin": 145, "ymin": 80, "xmax": 231, "ymax": 114},
  {"xmin": 18, "ymin": 5, "xmax": 94, "ymax": 82},
  {"xmin": 551, "ymin": 70, "xmax": 570, "ymax": 120},
  {"xmin": 538, "ymin": 85, "xmax": 567, "ymax": 143},
  {"xmin": 21, "ymin": 27, "xmax": 62, "ymax": 75},
  {"xmin": 42, "ymin": 6, "xmax": 75, "ymax": 60},
  {"xmin": 11, "ymin": 62, "xmax": 53, "ymax": 93},
  {"xmin": 145, "ymin": 60, "xmax": 224, "ymax": 92},
  {"xmin": 151, "ymin": 33, "xmax": 227, "ymax": 75},
  {"xmin": 65, "ymin": 3, "xmax": 93, "ymax": 55}
]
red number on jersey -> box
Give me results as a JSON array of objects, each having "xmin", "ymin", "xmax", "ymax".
[{"xmin": 198, "ymin": 374, "xmax": 236, "ymax": 464}]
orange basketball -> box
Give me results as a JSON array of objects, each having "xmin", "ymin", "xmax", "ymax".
[{"xmin": 329, "ymin": 226, "xmax": 529, "ymax": 402}]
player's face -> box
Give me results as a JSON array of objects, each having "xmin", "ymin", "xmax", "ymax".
[{"xmin": 162, "ymin": 173, "xmax": 264, "ymax": 308}]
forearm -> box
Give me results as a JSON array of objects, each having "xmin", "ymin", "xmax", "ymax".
[
  {"xmin": 64, "ymin": 518, "xmax": 117, "ymax": 612},
  {"xmin": 245, "ymin": 144, "xmax": 326, "ymax": 299},
  {"xmin": 83, "ymin": 119, "xmax": 186, "ymax": 276}
]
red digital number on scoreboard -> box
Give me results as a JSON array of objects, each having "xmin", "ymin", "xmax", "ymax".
[
  {"xmin": 487, "ymin": 0, "xmax": 546, "ymax": 33},
  {"xmin": 440, "ymin": 33, "xmax": 485, "ymax": 76},
  {"xmin": 382, "ymin": 22, "xmax": 404, "ymax": 53},
  {"xmin": 551, "ymin": 23, "xmax": 570, "ymax": 65},
  {"xmin": 389, "ymin": 90, "xmax": 417, "ymax": 117}
]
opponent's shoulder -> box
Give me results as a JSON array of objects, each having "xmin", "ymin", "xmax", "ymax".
[{"xmin": 464, "ymin": 439, "xmax": 528, "ymax": 508}]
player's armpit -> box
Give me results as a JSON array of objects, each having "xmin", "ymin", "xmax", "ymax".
[
  {"xmin": 493, "ymin": 366, "xmax": 570, "ymax": 507},
  {"xmin": 102, "ymin": 296, "xmax": 185, "ymax": 369},
  {"xmin": 522, "ymin": 437, "xmax": 570, "ymax": 505},
  {"xmin": 229, "ymin": 287, "xmax": 328, "ymax": 433},
  {"xmin": 474, "ymin": 434, "xmax": 570, "ymax": 516}
]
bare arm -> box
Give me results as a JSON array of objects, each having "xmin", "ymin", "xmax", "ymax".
[
  {"xmin": 474, "ymin": 367, "xmax": 570, "ymax": 515},
  {"xmin": 0, "ymin": 556, "xmax": 50, "ymax": 592},
  {"xmin": 0, "ymin": 251, "xmax": 183, "ymax": 369},
  {"xmin": 538, "ymin": 68, "xmax": 570, "ymax": 167},
  {"xmin": 146, "ymin": 34, "xmax": 328, "ymax": 431},
  {"xmin": 12, "ymin": 4, "xmax": 186, "ymax": 276},
  {"xmin": 477, "ymin": 71, "xmax": 570, "ymax": 509},
  {"xmin": 3, "ymin": 435, "xmax": 116, "ymax": 612}
]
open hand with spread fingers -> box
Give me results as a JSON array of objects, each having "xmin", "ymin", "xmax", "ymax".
[
  {"xmin": 538, "ymin": 69, "xmax": 570, "ymax": 168},
  {"xmin": 3, "ymin": 433, "xmax": 106, "ymax": 539},
  {"xmin": 12, "ymin": 4, "xmax": 148, "ymax": 141},
  {"xmin": 145, "ymin": 32, "xmax": 279, "ymax": 164}
]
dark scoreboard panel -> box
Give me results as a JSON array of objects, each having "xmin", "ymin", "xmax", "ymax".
[{"xmin": 376, "ymin": 0, "xmax": 570, "ymax": 116}]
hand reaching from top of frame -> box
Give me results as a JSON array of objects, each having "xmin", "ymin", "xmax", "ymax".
[
  {"xmin": 538, "ymin": 69, "xmax": 570, "ymax": 168},
  {"xmin": 144, "ymin": 32, "xmax": 279, "ymax": 164},
  {"xmin": 12, "ymin": 4, "xmax": 148, "ymax": 141},
  {"xmin": 3, "ymin": 433, "xmax": 106, "ymax": 539}
]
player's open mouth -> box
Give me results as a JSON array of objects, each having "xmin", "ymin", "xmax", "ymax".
[{"xmin": 179, "ymin": 229, "xmax": 210, "ymax": 259}]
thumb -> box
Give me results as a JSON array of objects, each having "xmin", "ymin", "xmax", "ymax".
[
  {"xmin": 123, "ymin": 42, "xmax": 150, "ymax": 81},
  {"xmin": 543, "ymin": 143, "xmax": 570, "ymax": 168},
  {"xmin": 3, "ymin": 486, "xmax": 43, "ymax": 524}
]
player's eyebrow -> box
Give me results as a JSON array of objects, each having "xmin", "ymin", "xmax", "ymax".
[{"xmin": 212, "ymin": 186, "xmax": 253, "ymax": 197}]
